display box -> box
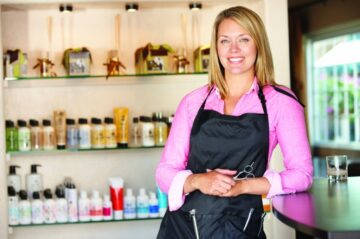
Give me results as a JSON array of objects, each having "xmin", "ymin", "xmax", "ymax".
[
  {"xmin": 63, "ymin": 48, "xmax": 91, "ymax": 76},
  {"xmin": 135, "ymin": 43, "xmax": 174, "ymax": 74},
  {"xmin": 194, "ymin": 44, "xmax": 210, "ymax": 72},
  {"xmin": 3, "ymin": 49, "xmax": 27, "ymax": 78}
]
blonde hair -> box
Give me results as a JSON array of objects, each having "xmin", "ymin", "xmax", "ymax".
[{"xmin": 208, "ymin": 6, "xmax": 275, "ymax": 98}]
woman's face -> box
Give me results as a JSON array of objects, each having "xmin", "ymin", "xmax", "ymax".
[{"xmin": 217, "ymin": 18, "xmax": 257, "ymax": 77}]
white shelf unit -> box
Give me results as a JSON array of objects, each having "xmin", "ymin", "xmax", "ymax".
[{"xmin": 0, "ymin": 0, "xmax": 293, "ymax": 239}]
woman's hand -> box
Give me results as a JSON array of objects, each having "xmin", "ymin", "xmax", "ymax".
[{"xmin": 184, "ymin": 169, "xmax": 236, "ymax": 196}]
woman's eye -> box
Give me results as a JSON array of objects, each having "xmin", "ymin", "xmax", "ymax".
[
  {"xmin": 239, "ymin": 38, "xmax": 250, "ymax": 43},
  {"xmin": 219, "ymin": 39, "xmax": 230, "ymax": 45}
]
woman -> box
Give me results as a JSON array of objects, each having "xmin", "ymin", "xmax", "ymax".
[{"xmin": 156, "ymin": 6, "xmax": 313, "ymax": 239}]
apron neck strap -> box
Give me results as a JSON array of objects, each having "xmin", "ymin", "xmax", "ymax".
[{"xmin": 258, "ymin": 87, "xmax": 268, "ymax": 115}]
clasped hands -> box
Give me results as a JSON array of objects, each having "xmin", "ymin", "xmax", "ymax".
[{"xmin": 190, "ymin": 169, "xmax": 245, "ymax": 197}]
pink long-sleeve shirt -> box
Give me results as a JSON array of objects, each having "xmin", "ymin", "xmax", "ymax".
[{"xmin": 156, "ymin": 79, "xmax": 313, "ymax": 211}]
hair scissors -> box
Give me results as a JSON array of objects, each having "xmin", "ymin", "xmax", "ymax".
[{"xmin": 233, "ymin": 162, "xmax": 255, "ymax": 180}]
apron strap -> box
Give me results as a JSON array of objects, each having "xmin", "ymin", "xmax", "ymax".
[
  {"xmin": 257, "ymin": 87, "xmax": 268, "ymax": 115},
  {"xmin": 272, "ymin": 85, "xmax": 305, "ymax": 107},
  {"xmin": 199, "ymin": 86, "xmax": 214, "ymax": 110}
]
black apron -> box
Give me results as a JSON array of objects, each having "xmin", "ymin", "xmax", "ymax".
[{"xmin": 157, "ymin": 86, "xmax": 271, "ymax": 239}]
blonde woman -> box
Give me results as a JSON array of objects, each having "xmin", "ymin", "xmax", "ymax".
[{"xmin": 156, "ymin": 6, "xmax": 313, "ymax": 239}]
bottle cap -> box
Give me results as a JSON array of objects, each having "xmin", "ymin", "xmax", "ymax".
[
  {"xmin": 139, "ymin": 188, "xmax": 146, "ymax": 195},
  {"xmin": 8, "ymin": 186, "xmax": 16, "ymax": 196},
  {"xmin": 43, "ymin": 189, "xmax": 53, "ymax": 199},
  {"xmin": 42, "ymin": 119, "xmax": 51, "ymax": 126},
  {"xmin": 66, "ymin": 118, "xmax": 75, "ymax": 125},
  {"xmin": 78, "ymin": 118, "xmax": 88, "ymax": 124},
  {"xmin": 91, "ymin": 118, "xmax": 101, "ymax": 124},
  {"xmin": 104, "ymin": 117, "xmax": 114, "ymax": 124},
  {"xmin": 126, "ymin": 188, "xmax": 133, "ymax": 196},
  {"xmin": 17, "ymin": 119, "xmax": 27, "ymax": 127},
  {"xmin": 80, "ymin": 190, "xmax": 87, "ymax": 198},
  {"xmin": 29, "ymin": 119, "xmax": 39, "ymax": 127},
  {"xmin": 55, "ymin": 186, "xmax": 65, "ymax": 198},
  {"xmin": 150, "ymin": 192, "xmax": 156, "ymax": 199},
  {"xmin": 9, "ymin": 165, "xmax": 20, "ymax": 175},
  {"xmin": 19, "ymin": 190, "xmax": 28, "ymax": 200},
  {"xmin": 33, "ymin": 191, "xmax": 41, "ymax": 199},
  {"xmin": 5, "ymin": 120, "xmax": 15, "ymax": 128},
  {"xmin": 139, "ymin": 116, "xmax": 152, "ymax": 122},
  {"xmin": 30, "ymin": 164, "xmax": 41, "ymax": 173},
  {"xmin": 132, "ymin": 117, "xmax": 139, "ymax": 123},
  {"xmin": 92, "ymin": 190, "xmax": 99, "ymax": 198},
  {"xmin": 103, "ymin": 194, "xmax": 110, "ymax": 201}
]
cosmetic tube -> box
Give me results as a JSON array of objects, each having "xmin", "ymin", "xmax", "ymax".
[{"xmin": 109, "ymin": 177, "xmax": 124, "ymax": 220}]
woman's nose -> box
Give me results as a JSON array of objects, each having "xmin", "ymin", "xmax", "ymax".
[{"xmin": 229, "ymin": 41, "xmax": 240, "ymax": 52}]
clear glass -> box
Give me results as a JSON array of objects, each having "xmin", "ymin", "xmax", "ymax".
[{"xmin": 326, "ymin": 155, "xmax": 348, "ymax": 181}]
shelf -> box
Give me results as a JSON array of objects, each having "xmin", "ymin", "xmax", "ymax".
[
  {"xmin": 3, "ymin": 72, "xmax": 208, "ymax": 88},
  {"xmin": 9, "ymin": 216, "xmax": 162, "ymax": 228},
  {"xmin": 312, "ymin": 142, "xmax": 360, "ymax": 151},
  {"xmin": 6, "ymin": 145, "xmax": 164, "ymax": 158}
]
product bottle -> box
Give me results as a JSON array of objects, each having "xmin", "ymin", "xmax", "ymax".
[
  {"xmin": 26, "ymin": 164, "xmax": 43, "ymax": 199},
  {"xmin": 66, "ymin": 118, "xmax": 78, "ymax": 150},
  {"xmin": 124, "ymin": 188, "xmax": 136, "ymax": 219},
  {"xmin": 55, "ymin": 186, "xmax": 68, "ymax": 223},
  {"xmin": 5, "ymin": 120, "xmax": 18, "ymax": 152},
  {"xmin": 136, "ymin": 188, "xmax": 149, "ymax": 218},
  {"xmin": 102, "ymin": 194, "xmax": 113, "ymax": 220},
  {"xmin": 18, "ymin": 190, "xmax": 31, "ymax": 225},
  {"xmin": 31, "ymin": 191, "xmax": 44, "ymax": 224},
  {"xmin": 78, "ymin": 190, "xmax": 90, "ymax": 222},
  {"xmin": 113, "ymin": 107, "xmax": 129, "ymax": 148},
  {"xmin": 53, "ymin": 110, "xmax": 67, "ymax": 150},
  {"xmin": 29, "ymin": 119, "xmax": 42, "ymax": 150},
  {"xmin": 149, "ymin": 191, "xmax": 159, "ymax": 218},
  {"xmin": 66, "ymin": 183, "xmax": 78, "ymax": 222},
  {"xmin": 90, "ymin": 190, "xmax": 103, "ymax": 221},
  {"xmin": 91, "ymin": 118, "xmax": 105, "ymax": 149},
  {"xmin": 7, "ymin": 165, "xmax": 21, "ymax": 193},
  {"xmin": 43, "ymin": 189, "xmax": 56, "ymax": 224},
  {"xmin": 157, "ymin": 186, "xmax": 168, "ymax": 217},
  {"xmin": 78, "ymin": 118, "xmax": 91, "ymax": 149},
  {"xmin": 104, "ymin": 117, "xmax": 117, "ymax": 148},
  {"xmin": 153, "ymin": 112, "xmax": 168, "ymax": 146},
  {"xmin": 130, "ymin": 117, "xmax": 142, "ymax": 148},
  {"xmin": 42, "ymin": 119, "xmax": 56, "ymax": 150},
  {"xmin": 139, "ymin": 116, "xmax": 155, "ymax": 147},
  {"xmin": 17, "ymin": 119, "xmax": 31, "ymax": 152},
  {"xmin": 8, "ymin": 186, "xmax": 19, "ymax": 226}
]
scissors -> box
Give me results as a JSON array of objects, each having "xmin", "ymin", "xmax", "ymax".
[{"xmin": 233, "ymin": 162, "xmax": 255, "ymax": 180}]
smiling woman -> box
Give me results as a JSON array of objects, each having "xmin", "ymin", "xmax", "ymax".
[{"xmin": 156, "ymin": 5, "xmax": 313, "ymax": 239}]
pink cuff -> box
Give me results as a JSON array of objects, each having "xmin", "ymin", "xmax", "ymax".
[
  {"xmin": 263, "ymin": 169, "xmax": 286, "ymax": 198},
  {"xmin": 168, "ymin": 170, "xmax": 193, "ymax": 211}
]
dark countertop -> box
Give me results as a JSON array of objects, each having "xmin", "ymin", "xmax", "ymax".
[{"xmin": 272, "ymin": 177, "xmax": 360, "ymax": 239}]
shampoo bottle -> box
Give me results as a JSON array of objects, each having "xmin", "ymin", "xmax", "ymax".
[
  {"xmin": 7, "ymin": 165, "xmax": 21, "ymax": 193},
  {"xmin": 29, "ymin": 119, "xmax": 42, "ymax": 150},
  {"xmin": 55, "ymin": 186, "xmax": 68, "ymax": 223},
  {"xmin": 5, "ymin": 120, "xmax": 18, "ymax": 152},
  {"xmin": 136, "ymin": 188, "xmax": 149, "ymax": 219},
  {"xmin": 124, "ymin": 188, "xmax": 136, "ymax": 219},
  {"xmin": 66, "ymin": 183, "xmax": 78, "ymax": 222},
  {"xmin": 90, "ymin": 190, "xmax": 103, "ymax": 221},
  {"xmin": 17, "ymin": 119, "xmax": 31, "ymax": 152},
  {"xmin": 26, "ymin": 164, "xmax": 43, "ymax": 199},
  {"xmin": 31, "ymin": 191, "xmax": 44, "ymax": 224},
  {"xmin": 8, "ymin": 186, "xmax": 19, "ymax": 226},
  {"xmin": 18, "ymin": 190, "xmax": 31, "ymax": 225},
  {"xmin": 42, "ymin": 119, "xmax": 56, "ymax": 150},
  {"xmin": 78, "ymin": 190, "xmax": 90, "ymax": 222},
  {"xmin": 43, "ymin": 189, "xmax": 56, "ymax": 224},
  {"xmin": 149, "ymin": 191, "xmax": 159, "ymax": 218},
  {"xmin": 102, "ymin": 194, "xmax": 113, "ymax": 220},
  {"xmin": 157, "ymin": 186, "xmax": 168, "ymax": 217}
]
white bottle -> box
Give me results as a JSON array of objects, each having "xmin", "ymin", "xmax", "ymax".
[
  {"xmin": 136, "ymin": 188, "xmax": 149, "ymax": 218},
  {"xmin": 8, "ymin": 186, "xmax": 19, "ymax": 226},
  {"xmin": 78, "ymin": 118, "xmax": 91, "ymax": 149},
  {"xmin": 66, "ymin": 184, "xmax": 78, "ymax": 222},
  {"xmin": 7, "ymin": 165, "xmax": 21, "ymax": 194},
  {"xmin": 26, "ymin": 164, "xmax": 43, "ymax": 199},
  {"xmin": 124, "ymin": 188, "xmax": 136, "ymax": 219},
  {"xmin": 18, "ymin": 190, "xmax": 31, "ymax": 225},
  {"xmin": 90, "ymin": 190, "xmax": 103, "ymax": 221},
  {"xmin": 55, "ymin": 187, "xmax": 68, "ymax": 223},
  {"xmin": 43, "ymin": 189, "xmax": 56, "ymax": 224},
  {"xmin": 102, "ymin": 194, "xmax": 113, "ymax": 220},
  {"xmin": 149, "ymin": 191, "xmax": 159, "ymax": 218},
  {"xmin": 78, "ymin": 191, "xmax": 90, "ymax": 222},
  {"xmin": 31, "ymin": 191, "xmax": 44, "ymax": 224}
]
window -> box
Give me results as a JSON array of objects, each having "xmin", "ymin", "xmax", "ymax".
[{"xmin": 307, "ymin": 30, "xmax": 360, "ymax": 149}]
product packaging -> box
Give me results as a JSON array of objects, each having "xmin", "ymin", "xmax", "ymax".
[{"xmin": 109, "ymin": 177, "xmax": 124, "ymax": 220}]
